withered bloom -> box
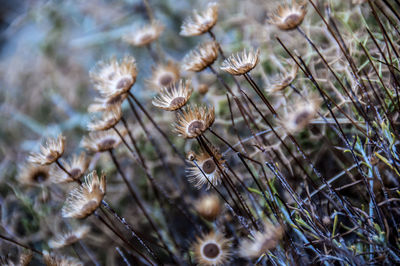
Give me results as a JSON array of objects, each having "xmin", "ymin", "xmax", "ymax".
[
  {"xmin": 18, "ymin": 163, "xmax": 50, "ymax": 186},
  {"xmin": 195, "ymin": 194, "xmax": 221, "ymax": 221},
  {"xmin": 268, "ymin": 64, "xmax": 299, "ymax": 93},
  {"xmin": 193, "ymin": 231, "xmax": 231, "ymax": 266},
  {"xmin": 180, "ymin": 2, "xmax": 219, "ymax": 36},
  {"xmin": 152, "ymin": 80, "xmax": 193, "ymax": 111},
  {"xmin": 42, "ymin": 251, "xmax": 83, "ymax": 266},
  {"xmin": 182, "ymin": 41, "xmax": 219, "ymax": 72},
  {"xmin": 50, "ymin": 153, "xmax": 89, "ymax": 183},
  {"xmin": 88, "ymin": 93, "xmax": 128, "ymax": 113},
  {"xmin": 268, "ymin": 1, "xmax": 307, "ymax": 31},
  {"xmin": 175, "ymin": 105, "xmax": 215, "ymax": 139},
  {"xmin": 62, "ymin": 171, "xmax": 106, "ymax": 219},
  {"xmin": 146, "ymin": 61, "xmax": 180, "ymax": 90},
  {"xmin": 220, "ymin": 48, "xmax": 260, "ymax": 75},
  {"xmin": 81, "ymin": 128, "xmax": 126, "ymax": 153},
  {"xmin": 48, "ymin": 225, "xmax": 90, "ymax": 249},
  {"xmin": 28, "ymin": 134, "xmax": 65, "ymax": 165},
  {"xmin": 123, "ymin": 21, "xmax": 164, "ymax": 47},
  {"xmin": 87, "ymin": 105, "xmax": 122, "ymax": 131}
]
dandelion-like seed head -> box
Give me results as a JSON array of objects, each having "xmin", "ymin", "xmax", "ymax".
[
  {"xmin": 175, "ymin": 105, "xmax": 215, "ymax": 138},
  {"xmin": 50, "ymin": 153, "xmax": 89, "ymax": 183},
  {"xmin": 193, "ymin": 231, "xmax": 231, "ymax": 266},
  {"xmin": 123, "ymin": 21, "xmax": 164, "ymax": 47},
  {"xmin": 182, "ymin": 41, "xmax": 219, "ymax": 72},
  {"xmin": 87, "ymin": 105, "xmax": 122, "ymax": 131},
  {"xmin": 180, "ymin": 2, "xmax": 219, "ymax": 36},
  {"xmin": 81, "ymin": 128, "xmax": 126, "ymax": 153},
  {"xmin": 195, "ymin": 194, "xmax": 221, "ymax": 221},
  {"xmin": 268, "ymin": 1, "xmax": 307, "ymax": 31},
  {"xmin": 147, "ymin": 61, "xmax": 180, "ymax": 90},
  {"xmin": 61, "ymin": 171, "xmax": 106, "ymax": 219},
  {"xmin": 28, "ymin": 134, "xmax": 65, "ymax": 165},
  {"xmin": 220, "ymin": 48, "xmax": 260, "ymax": 75},
  {"xmin": 152, "ymin": 80, "xmax": 193, "ymax": 111},
  {"xmin": 90, "ymin": 56, "xmax": 137, "ymax": 99},
  {"xmin": 48, "ymin": 225, "xmax": 90, "ymax": 249}
]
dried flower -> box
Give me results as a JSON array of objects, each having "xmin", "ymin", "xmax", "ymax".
[
  {"xmin": 42, "ymin": 251, "xmax": 83, "ymax": 266},
  {"xmin": 187, "ymin": 146, "xmax": 224, "ymax": 190},
  {"xmin": 198, "ymin": 84, "xmax": 209, "ymax": 95},
  {"xmin": 268, "ymin": 1, "xmax": 307, "ymax": 31},
  {"xmin": 50, "ymin": 153, "xmax": 89, "ymax": 183},
  {"xmin": 81, "ymin": 128, "xmax": 126, "ymax": 153},
  {"xmin": 175, "ymin": 105, "xmax": 215, "ymax": 138},
  {"xmin": 123, "ymin": 21, "xmax": 164, "ymax": 47},
  {"xmin": 152, "ymin": 80, "xmax": 193, "ymax": 111},
  {"xmin": 239, "ymin": 220, "xmax": 283, "ymax": 259},
  {"xmin": 146, "ymin": 61, "xmax": 180, "ymax": 90},
  {"xmin": 28, "ymin": 135, "xmax": 65, "ymax": 165},
  {"xmin": 62, "ymin": 171, "xmax": 106, "ymax": 219},
  {"xmin": 281, "ymin": 96, "xmax": 321, "ymax": 133},
  {"xmin": 90, "ymin": 56, "xmax": 137, "ymax": 99},
  {"xmin": 267, "ymin": 64, "xmax": 299, "ymax": 93},
  {"xmin": 180, "ymin": 2, "xmax": 219, "ymax": 36},
  {"xmin": 220, "ymin": 48, "xmax": 260, "ymax": 75},
  {"xmin": 87, "ymin": 105, "xmax": 122, "ymax": 131},
  {"xmin": 0, "ymin": 252, "xmax": 32, "ymax": 266},
  {"xmin": 18, "ymin": 163, "xmax": 50, "ymax": 186},
  {"xmin": 49, "ymin": 225, "xmax": 90, "ymax": 249},
  {"xmin": 195, "ymin": 194, "xmax": 221, "ymax": 221},
  {"xmin": 182, "ymin": 41, "xmax": 219, "ymax": 72},
  {"xmin": 193, "ymin": 231, "xmax": 231, "ymax": 266},
  {"xmin": 88, "ymin": 93, "xmax": 128, "ymax": 113}
]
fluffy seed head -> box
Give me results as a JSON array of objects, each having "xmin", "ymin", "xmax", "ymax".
[
  {"xmin": 193, "ymin": 231, "xmax": 231, "ymax": 266},
  {"xmin": 81, "ymin": 128, "xmax": 126, "ymax": 153},
  {"xmin": 182, "ymin": 41, "xmax": 219, "ymax": 72},
  {"xmin": 268, "ymin": 1, "xmax": 307, "ymax": 30},
  {"xmin": 48, "ymin": 225, "xmax": 90, "ymax": 249},
  {"xmin": 175, "ymin": 105, "xmax": 215, "ymax": 138},
  {"xmin": 28, "ymin": 134, "xmax": 65, "ymax": 165},
  {"xmin": 180, "ymin": 2, "xmax": 219, "ymax": 36},
  {"xmin": 147, "ymin": 61, "xmax": 180, "ymax": 90},
  {"xmin": 195, "ymin": 194, "xmax": 221, "ymax": 221},
  {"xmin": 49, "ymin": 153, "xmax": 89, "ymax": 183},
  {"xmin": 152, "ymin": 80, "xmax": 193, "ymax": 111},
  {"xmin": 220, "ymin": 48, "xmax": 260, "ymax": 75},
  {"xmin": 123, "ymin": 21, "xmax": 164, "ymax": 46},
  {"xmin": 87, "ymin": 105, "xmax": 122, "ymax": 131},
  {"xmin": 62, "ymin": 171, "xmax": 106, "ymax": 219}
]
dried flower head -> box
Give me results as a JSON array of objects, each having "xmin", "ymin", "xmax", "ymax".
[
  {"xmin": 267, "ymin": 63, "xmax": 299, "ymax": 93},
  {"xmin": 239, "ymin": 220, "xmax": 283, "ymax": 259},
  {"xmin": 62, "ymin": 171, "xmax": 106, "ymax": 219},
  {"xmin": 81, "ymin": 128, "xmax": 126, "ymax": 153},
  {"xmin": 87, "ymin": 105, "xmax": 122, "ymax": 131},
  {"xmin": 50, "ymin": 153, "xmax": 89, "ymax": 183},
  {"xmin": 0, "ymin": 252, "xmax": 32, "ymax": 266},
  {"xmin": 193, "ymin": 231, "xmax": 231, "ymax": 266},
  {"xmin": 187, "ymin": 146, "xmax": 224, "ymax": 190},
  {"xmin": 28, "ymin": 134, "xmax": 65, "ymax": 165},
  {"xmin": 123, "ymin": 21, "xmax": 164, "ymax": 47},
  {"xmin": 282, "ymin": 96, "xmax": 321, "ymax": 133},
  {"xmin": 18, "ymin": 163, "xmax": 50, "ymax": 186},
  {"xmin": 88, "ymin": 93, "xmax": 128, "ymax": 113},
  {"xmin": 198, "ymin": 84, "xmax": 209, "ymax": 95},
  {"xmin": 195, "ymin": 194, "xmax": 221, "ymax": 221},
  {"xmin": 180, "ymin": 2, "xmax": 219, "ymax": 36},
  {"xmin": 152, "ymin": 80, "xmax": 193, "ymax": 111},
  {"xmin": 48, "ymin": 225, "xmax": 90, "ymax": 249},
  {"xmin": 43, "ymin": 250, "xmax": 83, "ymax": 266},
  {"xmin": 90, "ymin": 56, "xmax": 137, "ymax": 99},
  {"xmin": 268, "ymin": 1, "xmax": 307, "ymax": 31},
  {"xmin": 175, "ymin": 105, "xmax": 215, "ymax": 138},
  {"xmin": 147, "ymin": 61, "xmax": 180, "ymax": 90},
  {"xmin": 220, "ymin": 48, "xmax": 260, "ymax": 76},
  {"xmin": 182, "ymin": 41, "xmax": 219, "ymax": 72}
]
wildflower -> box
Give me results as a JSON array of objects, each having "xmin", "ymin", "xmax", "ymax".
[
  {"xmin": 81, "ymin": 128, "xmax": 126, "ymax": 153},
  {"xmin": 90, "ymin": 56, "xmax": 137, "ymax": 99},
  {"xmin": 195, "ymin": 194, "xmax": 221, "ymax": 221},
  {"xmin": 267, "ymin": 64, "xmax": 299, "ymax": 93},
  {"xmin": 187, "ymin": 146, "xmax": 224, "ymax": 190},
  {"xmin": 42, "ymin": 250, "xmax": 83, "ymax": 266},
  {"xmin": 48, "ymin": 225, "xmax": 90, "ymax": 249},
  {"xmin": 87, "ymin": 105, "xmax": 122, "ymax": 131},
  {"xmin": 122, "ymin": 21, "xmax": 164, "ymax": 47},
  {"xmin": 182, "ymin": 41, "xmax": 219, "ymax": 72},
  {"xmin": 221, "ymin": 48, "xmax": 260, "ymax": 75},
  {"xmin": 62, "ymin": 171, "xmax": 106, "ymax": 219},
  {"xmin": 239, "ymin": 220, "xmax": 283, "ymax": 259},
  {"xmin": 28, "ymin": 134, "xmax": 65, "ymax": 165},
  {"xmin": 50, "ymin": 153, "xmax": 89, "ymax": 183},
  {"xmin": 152, "ymin": 80, "xmax": 193, "ymax": 111},
  {"xmin": 146, "ymin": 61, "xmax": 180, "ymax": 90},
  {"xmin": 175, "ymin": 105, "xmax": 215, "ymax": 138},
  {"xmin": 268, "ymin": 1, "xmax": 307, "ymax": 31},
  {"xmin": 88, "ymin": 93, "xmax": 128, "ymax": 113},
  {"xmin": 18, "ymin": 163, "xmax": 50, "ymax": 186},
  {"xmin": 281, "ymin": 96, "xmax": 321, "ymax": 133},
  {"xmin": 192, "ymin": 231, "xmax": 231, "ymax": 266},
  {"xmin": 180, "ymin": 2, "xmax": 219, "ymax": 36}
]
